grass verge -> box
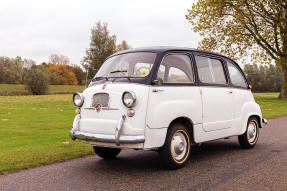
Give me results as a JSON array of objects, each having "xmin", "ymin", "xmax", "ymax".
[
  {"xmin": 254, "ymin": 95, "xmax": 287, "ymax": 119},
  {"xmin": 0, "ymin": 84, "xmax": 85, "ymax": 96},
  {"xmin": 0, "ymin": 95, "xmax": 93, "ymax": 173}
]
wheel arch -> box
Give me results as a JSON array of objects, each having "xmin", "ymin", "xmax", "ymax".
[
  {"xmin": 168, "ymin": 117, "xmax": 195, "ymax": 144},
  {"xmin": 238, "ymin": 101, "xmax": 263, "ymax": 135},
  {"xmin": 239, "ymin": 114, "xmax": 262, "ymax": 135},
  {"xmin": 248, "ymin": 114, "xmax": 262, "ymax": 128}
]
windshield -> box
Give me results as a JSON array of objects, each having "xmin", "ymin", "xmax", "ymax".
[{"xmin": 94, "ymin": 52, "xmax": 157, "ymax": 78}]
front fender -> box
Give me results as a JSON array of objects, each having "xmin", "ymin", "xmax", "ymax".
[{"xmin": 147, "ymin": 100, "xmax": 202, "ymax": 129}]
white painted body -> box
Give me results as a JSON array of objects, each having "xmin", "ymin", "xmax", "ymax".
[{"xmin": 72, "ymin": 82, "xmax": 262, "ymax": 150}]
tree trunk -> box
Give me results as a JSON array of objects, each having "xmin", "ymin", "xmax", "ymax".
[{"xmin": 279, "ymin": 57, "xmax": 287, "ymax": 98}]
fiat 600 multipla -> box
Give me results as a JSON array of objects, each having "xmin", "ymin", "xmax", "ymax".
[{"xmin": 70, "ymin": 47, "xmax": 267, "ymax": 169}]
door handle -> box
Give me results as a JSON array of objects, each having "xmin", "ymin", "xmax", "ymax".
[
  {"xmin": 152, "ymin": 89, "xmax": 164, "ymax": 93},
  {"xmin": 228, "ymin": 90, "xmax": 233, "ymax": 94}
]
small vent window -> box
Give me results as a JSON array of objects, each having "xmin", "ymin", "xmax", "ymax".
[{"xmin": 92, "ymin": 93, "xmax": 109, "ymax": 107}]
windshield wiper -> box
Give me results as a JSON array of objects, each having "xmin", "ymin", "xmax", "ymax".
[
  {"xmin": 110, "ymin": 70, "xmax": 127, "ymax": 74},
  {"xmin": 92, "ymin": 76, "xmax": 109, "ymax": 82}
]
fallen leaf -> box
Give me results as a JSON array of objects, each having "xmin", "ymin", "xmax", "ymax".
[{"xmin": 62, "ymin": 141, "xmax": 70, "ymax": 145}]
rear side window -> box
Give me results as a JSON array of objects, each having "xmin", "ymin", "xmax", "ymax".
[
  {"xmin": 195, "ymin": 56, "xmax": 227, "ymax": 84},
  {"xmin": 227, "ymin": 61, "xmax": 247, "ymax": 88}
]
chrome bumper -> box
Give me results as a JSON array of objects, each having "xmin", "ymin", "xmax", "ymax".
[
  {"xmin": 262, "ymin": 118, "xmax": 268, "ymax": 125},
  {"xmin": 70, "ymin": 115, "xmax": 145, "ymax": 145},
  {"xmin": 71, "ymin": 131, "xmax": 145, "ymax": 144}
]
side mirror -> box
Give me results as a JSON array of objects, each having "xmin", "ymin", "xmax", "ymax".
[
  {"xmin": 248, "ymin": 84, "xmax": 252, "ymax": 89},
  {"xmin": 153, "ymin": 78, "xmax": 163, "ymax": 86}
]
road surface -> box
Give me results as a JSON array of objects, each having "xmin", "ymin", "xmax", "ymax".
[{"xmin": 1, "ymin": 116, "xmax": 287, "ymax": 191}]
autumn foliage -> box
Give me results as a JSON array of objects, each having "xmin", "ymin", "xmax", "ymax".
[{"xmin": 48, "ymin": 64, "xmax": 78, "ymax": 85}]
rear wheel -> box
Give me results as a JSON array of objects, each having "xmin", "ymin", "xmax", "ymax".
[
  {"xmin": 159, "ymin": 123, "xmax": 191, "ymax": 169},
  {"xmin": 93, "ymin": 146, "xmax": 121, "ymax": 159},
  {"xmin": 238, "ymin": 117, "xmax": 259, "ymax": 149}
]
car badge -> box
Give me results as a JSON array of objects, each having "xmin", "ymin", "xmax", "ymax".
[{"xmin": 95, "ymin": 104, "xmax": 102, "ymax": 111}]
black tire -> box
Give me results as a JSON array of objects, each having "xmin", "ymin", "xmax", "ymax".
[
  {"xmin": 159, "ymin": 123, "xmax": 191, "ymax": 170},
  {"xmin": 238, "ymin": 117, "xmax": 259, "ymax": 149},
  {"xmin": 93, "ymin": 146, "xmax": 121, "ymax": 159}
]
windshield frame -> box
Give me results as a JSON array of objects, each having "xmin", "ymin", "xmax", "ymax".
[{"xmin": 93, "ymin": 51, "xmax": 159, "ymax": 80}]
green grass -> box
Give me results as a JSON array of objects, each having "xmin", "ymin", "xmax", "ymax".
[
  {"xmin": 253, "ymin": 92, "xmax": 280, "ymax": 97},
  {"xmin": 254, "ymin": 95, "xmax": 287, "ymax": 119},
  {"xmin": 0, "ymin": 95, "xmax": 93, "ymax": 173},
  {"xmin": 0, "ymin": 84, "xmax": 85, "ymax": 96}
]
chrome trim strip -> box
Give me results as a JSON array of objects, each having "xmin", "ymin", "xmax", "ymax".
[
  {"xmin": 102, "ymin": 108, "xmax": 120, "ymax": 111},
  {"xmin": 72, "ymin": 131, "xmax": 145, "ymax": 144},
  {"xmin": 83, "ymin": 107, "xmax": 119, "ymax": 110}
]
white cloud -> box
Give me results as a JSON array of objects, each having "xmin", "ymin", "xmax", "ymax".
[{"xmin": 0, "ymin": 0, "xmax": 200, "ymax": 65}]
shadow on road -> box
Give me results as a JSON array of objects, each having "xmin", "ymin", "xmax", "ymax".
[{"xmin": 83, "ymin": 139, "xmax": 244, "ymax": 173}]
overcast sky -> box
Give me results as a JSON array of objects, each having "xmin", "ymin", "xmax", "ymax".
[{"xmin": 0, "ymin": 0, "xmax": 201, "ymax": 65}]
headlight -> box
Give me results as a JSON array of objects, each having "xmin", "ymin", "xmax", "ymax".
[
  {"xmin": 122, "ymin": 91, "xmax": 136, "ymax": 108},
  {"xmin": 73, "ymin": 93, "xmax": 84, "ymax": 107}
]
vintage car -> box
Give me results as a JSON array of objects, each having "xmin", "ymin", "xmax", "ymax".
[{"xmin": 70, "ymin": 47, "xmax": 267, "ymax": 169}]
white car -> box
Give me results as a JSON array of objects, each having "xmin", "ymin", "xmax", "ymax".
[{"xmin": 70, "ymin": 47, "xmax": 267, "ymax": 169}]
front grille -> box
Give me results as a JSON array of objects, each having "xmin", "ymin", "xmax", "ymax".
[{"xmin": 91, "ymin": 93, "xmax": 110, "ymax": 107}]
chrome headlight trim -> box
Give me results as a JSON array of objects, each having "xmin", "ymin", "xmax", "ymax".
[
  {"xmin": 73, "ymin": 92, "xmax": 84, "ymax": 107},
  {"xmin": 122, "ymin": 91, "xmax": 136, "ymax": 108}
]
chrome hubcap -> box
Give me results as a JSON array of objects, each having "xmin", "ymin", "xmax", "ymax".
[
  {"xmin": 171, "ymin": 132, "xmax": 187, "ymax": 161},
  {"xmin": 247, "ymin": 121, "xmax": 257, "ymax": 143}
]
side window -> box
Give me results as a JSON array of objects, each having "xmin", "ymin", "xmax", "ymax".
[
  {"xmin": 227, "ymin": 61, "xmax": 247, "ymax": 88},
  {"xmin": 157, "ymin": 54, "xmax": 194, "ymax": 84},
  {"xmin": 167, "ymin": 67, "xmax": 190, "ymax": 83},
  {"xmin": 195, "ymin": 56, "xmax": 227, "ymax": 84}
]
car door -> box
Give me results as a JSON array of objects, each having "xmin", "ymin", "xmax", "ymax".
[
  {"xmin": 226, "ymin": 60, "xmax": 250, "ymax": 130},
  {"xmin": 194, "ymin": 53, "xmax": 234, "ymax": 132},
  {"xmin": 146, "ymin": 52, "xmax": 202, "ymax": 131}
]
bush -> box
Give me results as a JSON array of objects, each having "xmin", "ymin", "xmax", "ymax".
[{"xmin": 24, "ymin": 67, "xmax": 50, "ymax": 95}]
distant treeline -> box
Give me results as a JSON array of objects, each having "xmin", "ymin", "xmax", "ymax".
[
  {"xmin": 244, "ymin": 64, "xmax": 282, "ymax": 92},
  {"xmin": 0, "ymin": 55, "xmax": 282, "ymax": 94},
  {"xmin": 0, "ymin": 54, "xmax": 85, "ymax": 85}
]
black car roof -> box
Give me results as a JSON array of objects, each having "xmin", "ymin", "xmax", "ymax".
[{"xmin": 110, "ymin": 46, "xmax": 232, "ymax": 61}]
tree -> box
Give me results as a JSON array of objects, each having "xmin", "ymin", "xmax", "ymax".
[
  {"xmin": 243, "ymin": 63, "xmax": 282, "ymax": 92},
  {"xmin": 68, "ymin": 65, "xmax": 85, "ymax": 85},
  {"xmin": 49, "ymin": 54, "xmax": 70, "ymax": 65},
  {"xmin": 117, "ymin": 40, "xmax": 130, "ymax": 52},
  {"xmin": 47, "ymin": 54, "xmax": 80, "ymax": 85},
  {"xmin": 82, "ymin": 21, "xmax": 130, "ymax": 79},
  {"xmin": 24, "ymin": 66, "xmax": 50, "ymax": 95},
  {"xmin": 186, "ymin": 0, "xmax": 287, "ymax": 98},
  {"xmin": 48, "ymin": 64, "xmax": 78, "ymax": 85},
  {"xmin": 0, "ymin": 63, "xmax": 4, "ymax": 83},
  {"xmin": 0, "ymin": 56, "xmax": 24, "ymax": 84}
]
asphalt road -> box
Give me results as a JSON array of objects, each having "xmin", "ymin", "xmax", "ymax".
[{"xmin": 1, "ymin": 116, "xmax": 287, "ymax": 191}]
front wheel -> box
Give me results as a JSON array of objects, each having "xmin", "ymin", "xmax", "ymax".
[
  {"xmin": 159, "ymin": 123, "xmax": 191, "ymax": 169},
  {"xmin": 238, "ymin": 117, "xmax": 259, "ymax": 149},
  {"xmin": 93, "ymin": 146, "xmax": 121, "ymax": 159}
]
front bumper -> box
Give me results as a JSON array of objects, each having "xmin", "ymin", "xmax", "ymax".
[
  {"xmin": 71, "ymin": 131, "xmax": 145, "ymax": 144},
  {"xmin": 70, "ymin": 114, "xmax": 145, "ymax": 146}
]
